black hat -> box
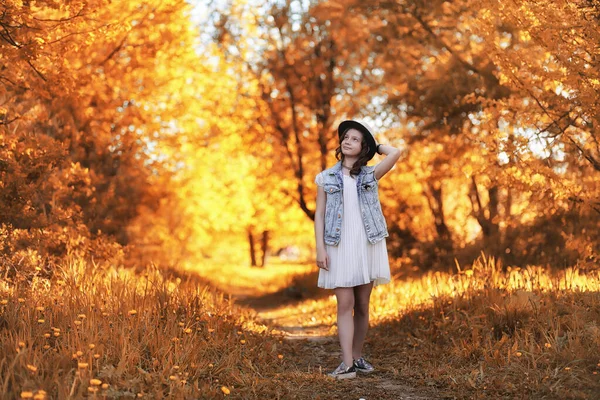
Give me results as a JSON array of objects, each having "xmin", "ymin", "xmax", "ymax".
[{"xmin": 338, "ymin": 120, "xmax": 377, "ymax": 160}]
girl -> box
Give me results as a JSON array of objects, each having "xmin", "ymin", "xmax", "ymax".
[{"xmin": 314, "ymin": 120, "xmax": 400, "ymax": 380}]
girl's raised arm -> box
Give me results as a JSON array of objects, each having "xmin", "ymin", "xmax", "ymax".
[{"xmin": 374, "ymin": 144, "xmax": 401, "ymax": 180}]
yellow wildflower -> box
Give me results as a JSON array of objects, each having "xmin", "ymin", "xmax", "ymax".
[{"xmin": 33, "ymin": 390, "xmax": 47, "ymax": 400}]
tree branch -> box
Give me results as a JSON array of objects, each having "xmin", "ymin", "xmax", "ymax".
[
  {"xmin": 0, "ymin": 22, "xmax": 22, "ymax": 48},
  {"xmin": 506, "ymin": 68, "xmax": 600, "ymax": 171},
  {"xmin": 410, "ymin": 12, "xmax": 485, "ymax": 78},
  {"xmin": 100, "ymin": 32, "xmax": 130, "ymax": 66},
  {"xmin": 26, "ymin": 59, "xmax": 46, "ymax": 81},
  {"xmin": 32, "ymin": 7, "xmax": 85, "ymax": 23}
]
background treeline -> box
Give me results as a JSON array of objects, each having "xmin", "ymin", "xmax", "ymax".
[{"xmin": 1, "ymin": 0, "xmax": 599, "ymax": 274}]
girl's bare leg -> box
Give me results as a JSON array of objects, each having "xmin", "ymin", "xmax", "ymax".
[
  {"xmin": 334, "ymin": 287, "xmax": 355, "ymax": 367},
  {"xmin": 352, "ymin": 281, "xmax": 374, "ymax": 359}
]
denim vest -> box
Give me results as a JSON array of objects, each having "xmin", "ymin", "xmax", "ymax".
[{"xmin": 318, "ymin": 161, "xmax": 388, "ymax": 246}]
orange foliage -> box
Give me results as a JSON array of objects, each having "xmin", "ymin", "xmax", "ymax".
[
  {"xmin": 209, "ymin": 0, "xmax": 600, "ymax": 267},
  {"xmin": 1, "ymin": 0, "xmax": 206, "ymax": 270},
  {"xmin": 1, "ymin": 0, "xmax": 599, "ymax": 269}
]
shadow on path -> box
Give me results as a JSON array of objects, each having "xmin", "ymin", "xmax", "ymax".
[{"xmin": 234, "ymin": 284, "xmax": 330, "ymax": 311}]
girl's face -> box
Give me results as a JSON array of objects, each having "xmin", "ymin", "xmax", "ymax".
[{"xmin": 341, "ymin": 128, "xmax": 363, "ymax": 157}]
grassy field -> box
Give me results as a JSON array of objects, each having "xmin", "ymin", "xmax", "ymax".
[
  {"xmin": 0, "ymin": 260, "xmax": 309, "ymax": 399},
  {"xmin": 1, "ymin": 256, "xmax": 599, "ymax": 399},
  {"xmin": 192, "ymin": 256, "xmax": 600, "ymax": 399}
]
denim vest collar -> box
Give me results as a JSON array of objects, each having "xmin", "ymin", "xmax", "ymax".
[{"xmin": 327, "ymin": 161, "xmax": 368, "ymax": 187}]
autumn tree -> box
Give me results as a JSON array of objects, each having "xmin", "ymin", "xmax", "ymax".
[
  {"xmin": 211, "ymin": 0, "xmax": 393, "ymax": 222},
  {"xmin": 337, "ymin": 0, "xmax": 599, "ymax": 264},
  {"xmin": 469, "ymin": 0, "xmax": 600, "ymax": 201},
  {"xmin": 0, "ymin": 0, "xmax": 207, "ymax": 270},
  {"xmin": 206, "ymin": 0, "xmax": 600, "ymax": 267},
  {"xmin": 467, "ymin": 0, "xmax": 600, "ymax": 265},
  {"xmin": 209, "ymin": 0, "xmax": 513, "ymax": 257}
]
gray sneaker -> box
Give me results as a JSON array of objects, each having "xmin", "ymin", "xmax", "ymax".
[
  {"xmin": 353, "ymin": 357, "xmax": 374, "ymax": 373},
  {"xmin": 327, "ymin": 361, "xmax": 356, "ymax": 380}
]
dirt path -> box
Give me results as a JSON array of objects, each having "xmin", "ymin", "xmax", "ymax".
[{"xmin": 233, "ymin": 289, "xmax": 443, "ymax": 400}]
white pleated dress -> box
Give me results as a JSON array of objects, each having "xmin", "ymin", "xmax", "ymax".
[{"xmin": 317, "ymin": 173, "xmax": 391, "ymax": 289}]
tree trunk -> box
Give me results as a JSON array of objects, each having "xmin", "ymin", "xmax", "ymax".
[
  {"xmin": 503, "ymin": 186, "xmax": 512, "ymax": 241},
  {"xmin": 260, "ymin": 230, "xmax": 270, "ymax": 267},
  {"xmin": 487, "ymin": 186, "xmax": 500, "ymax": 238},
  {"xmin": 468, "ymin": 176, "xmax": 500, "ymax": 250},
  {"xmin": 424, "ymin": 181, "xmax": 453, "ymax": 249},
  {"xmin": 247, "ymin": 228, "xmax": 257, "ymax": 267}
]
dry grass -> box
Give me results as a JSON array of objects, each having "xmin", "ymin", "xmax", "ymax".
[
  {"xmin": 0, "ymin": 259, "xmax": 311, "ymax": 399},
  {"xmin": 254, "ymin": 256, "xmax": 600, "ymax": 399},
  {"xmin": 2, "ymin": 255, "xmax": 599, "ymax": 399}
]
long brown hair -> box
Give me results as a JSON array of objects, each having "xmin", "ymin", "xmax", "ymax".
[{"xmin": 335, "ymin": 128, "xmax": 371, "ymax": 176}]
